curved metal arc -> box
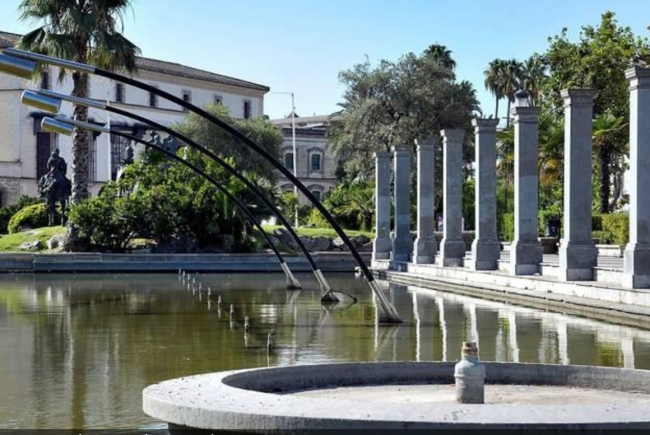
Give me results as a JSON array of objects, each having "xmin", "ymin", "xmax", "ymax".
[
  {"xmin": 1, "ymin": 49, "xmax": 397, "ymax": 320},
  {"xmin": 85, "ymin": 127, "xmax": 302, "ymax": 289}
]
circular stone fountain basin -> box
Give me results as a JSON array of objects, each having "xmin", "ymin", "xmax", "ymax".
[{"xmin": 143, "ymin": 362, "xmax": 650, "ymax": 431}]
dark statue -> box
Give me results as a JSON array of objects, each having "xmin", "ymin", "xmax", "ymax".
[{"xmin": 37, "ymin": 148, "xmax": 72, "ymax": 226}]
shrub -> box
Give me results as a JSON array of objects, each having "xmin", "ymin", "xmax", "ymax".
[
  {"xmin": 0, "ymin": 196, "xmax": 43, "ymax": 234},
  {"xmin": 592, "ymin": 214, "xmax": 603, "ymax": 231},
  {"xmin": 498, "ymin": 212, "xmax": 514, "ymax": 242},
  {"xmin": 601, "ymin": 213, "xmax": 629, "ymax": 245},
  {"xmin": 8, "ymin": 203, "xmax": 49, "ymax": 234}
]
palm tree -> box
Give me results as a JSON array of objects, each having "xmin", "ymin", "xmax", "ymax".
[
  {"xmin": 18, "ymin": 0, "xmax": 140, "ymax": 205},
  {"xmin": 424, "ymin": 44, "xmax": 456, "ymax": 71},
  {"xmin": 592, "ymin": 111, "xmax": 628, "ymax": 213},
  {"xmin": 484, "ymin": 59, "xmax": 506, "ymax": 120},
  {"xmin": 18, "ymin": 0, "xmax": 140, "ymax": 250},
  {"xmin": 520, "ymin": 55, "xmax": 547, "ymax": 106},
  {"xmin": 538, "ymin": 110, "xmax": 565, "ymax": 189},
  {"xmin": 503, "ymin": 59, "xmax": 522, "ymax": 127}
]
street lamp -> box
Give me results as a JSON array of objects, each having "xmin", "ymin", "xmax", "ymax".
[
  {"xmin": 271, "ymin": 91, "xmax": 298, "ymax": 228},
  {"xmin": 515, "ymin": 89, "xmax": 530, "ymax": 108},
  {"xmin": 0, "ymin": 49, "xmax": 401, "ymax": 322}
]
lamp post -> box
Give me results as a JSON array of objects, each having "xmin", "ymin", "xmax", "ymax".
[
  {"xmin": 271, "ymin": 91, "xmax": 299, "ymax": 228},
  {"xmin": 0, "ymin": 50, "xmax": 401, "ymax": 322}
]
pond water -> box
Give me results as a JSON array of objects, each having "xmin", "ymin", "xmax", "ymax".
[{"xmin": 1, "ymin": 272, "xmax": 649, "ymax": 430}]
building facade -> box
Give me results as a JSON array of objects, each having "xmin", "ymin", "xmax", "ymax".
[
  {"xmin": 0, "ymin": 31, "xmax": 269, "ymax": 206},
  {"xmin": 271, "ymin": 114, "xmax": 339, "ymax": 205}
]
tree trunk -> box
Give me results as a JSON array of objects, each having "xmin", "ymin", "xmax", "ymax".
[
  {"xmin": 494, "ymin": 97, "xmax": 499, "ymax": 120},
  {"xmin": 505, "ymin": 100, "xmax": 511, "ymax": 128},
  {"xmin": 599, "ymin": 145, "xmax": 611, "ymax": 214}
]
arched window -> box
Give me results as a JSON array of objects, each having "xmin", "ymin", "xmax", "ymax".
[
  {"xmin": 308, "ymin": 148, "xmax": 323, "ymax": 173},
  {"xmin": 311, "ymin": 190, "xmax": 321, "ymax": 201},
  {"xmin": 284, "ymin": 152, "xmax": 294, "ymax": 171}
]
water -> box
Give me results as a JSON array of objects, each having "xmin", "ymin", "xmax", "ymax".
[{"xmin": 1, "ymin": 272, "xmax": 649, "ymax": 430}]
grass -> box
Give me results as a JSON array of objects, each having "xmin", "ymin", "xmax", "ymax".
[
  {"xmin": 0, "ymin": 226, "xmax": 66, "ymax": 252},
  {"xmin": 261, "ymin": 225, "xmax": 374, "ymax": 239}
]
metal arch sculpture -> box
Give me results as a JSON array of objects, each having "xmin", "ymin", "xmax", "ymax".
[
  {"xmin": 41, "ymin": 116, "xmax": 305, "ymax": 290},
  {"xmin": 0, "ymin": 49, "xmax": 401, "ymax": 322},
  {"xmin": 22, "ymin": 89, "xmax": 335, "ymax": 301}
]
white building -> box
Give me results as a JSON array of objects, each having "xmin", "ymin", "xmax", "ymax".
[
  {"xmin": 0, "ymin": 31, "xmax": 269, "ymax": 206},
  {"xmin": 270, "ymin": 114, "xmax": 340, "ymax": 205}
]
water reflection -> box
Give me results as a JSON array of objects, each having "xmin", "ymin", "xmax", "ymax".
[{"xmin": 0, "ymin": 273, "xmax": 649, "ymax": 429}]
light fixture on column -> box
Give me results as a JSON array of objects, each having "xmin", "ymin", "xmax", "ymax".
[{"xmin": 515, "ymin": 89, "xmax": 530, "ymax": 108}]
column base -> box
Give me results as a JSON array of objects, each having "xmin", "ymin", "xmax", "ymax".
[
  {"xmin": 509, "ymin": 239, "xmax": 543, "ymax": 276},
  {"xmin": 622, "ymin": 243, "xmax": 650, "ymax": 288},
  {"xmin": 413, "ymin": 237, "xmax": 437, "ymax": 264},
  {"xmin": 391, "ymin": 236, "xmax": 412, "ymax": 262},
  {"xmin": 558, "ymin": 239, "xmax": 597, "ymax": 281},
  {"xmin": 372, "ymin": 236, "xmax": 392, "ymax": 261},
  {"xmin": 470, "ymin": 239, "xmax": 501, "ymax": 271},
  {"xmin": 440, "ymin": 239, "xmax": 465, "ymax": 267}
]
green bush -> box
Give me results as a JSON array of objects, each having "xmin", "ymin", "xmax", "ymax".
[
  {"xmin": 498, "ymin": 212, "xmax": 514, "ymax": 242},
  {"xmin": 8, "ymin": 203, "xmax": 49, "ymax": 234},
  {"xmin": 592, "ymin": 230, "xmax": 610, "ymax": 244},
  {"xmin": 0, "ymin": 196, "xmax": 43, "ymax": 234},
  {"xmin": 601, "ymin": 213, "xmax": 629, "ymax": 245}
]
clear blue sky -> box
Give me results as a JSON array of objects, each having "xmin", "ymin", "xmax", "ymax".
[{"xmin": 0, "ymin": 0, "xmax": 648, "ymax": 120}]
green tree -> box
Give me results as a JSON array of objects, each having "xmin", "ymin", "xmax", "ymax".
[
  {"xmin": 503, "ymin": 59, "xmax": 522, "ymax": 127},
  {"xmin": 592, "ymin": 111, "xmax": 627, "ymax": 213},
  {"xmin": 17, "ymin": 0, "xmax": 140, "ymax": 248},
  {"xmin": 484, "ymin": 59, "xmax": 506, "ymax": 120}
]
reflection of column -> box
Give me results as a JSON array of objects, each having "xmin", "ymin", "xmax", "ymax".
[
  {"xmin": 622, "ymin": 336, "xmax": 635, "ymax": 369},
  {"xmin": 557, "ymin": 319, "xmax": 569, "ymax": 365},
  {"xmin": 623, "ymin": 67, "xmax": 650, "ymax": 288},
  {"xmin": 391, "ymin": 146, "xmax": 412, "ymax": 261},
  {"xmin": 413, "ymin": 138, "xmax": 437, "ymax": 264},
  {"xmin": 436, "ymin": 297, "xmax": 448, "ymax": 362},
  {"xmin": 373, "ymin": 151, "xmax": 392, "ymax": 260},
  {"xmin": 470, "ymin": 118, "xmax": 501, "ymax": 270},
  {"xmin": 413, "ymin": 292, "xmax": 421, "ymax": 362},
  {"xmin": 509, "ymin": 312, "xmax": 519, "ymax": 363},
  {"xmin": 465, "ymin": 303, "xmax": 479, "ymax": 344},
  {"xmin": 558, "ymin": 89, "xmax": 598, "ymax": 281},
  {"xmin": 440, "ymin": 129, "xmax": 466, "ymax": 267},
  {"xmin": 509, "ymin": 104, "xmax": 542, "ymax": 275},
  {"xmin": 495, "ymin": 313, "xmax": 505, "ymax": 361}
]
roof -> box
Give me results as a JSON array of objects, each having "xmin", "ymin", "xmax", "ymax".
[
  {"xmin": 271, "ymin": 114, "xmax": 341, "ymax": 127},
  {"xmin": 0, "ymin": 30, "xmax": 269, "ymax": 92}
]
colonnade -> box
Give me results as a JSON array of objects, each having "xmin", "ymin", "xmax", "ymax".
[{"xmin": 372, "ymin": 68, "xmax": 650, "ymax": 288}]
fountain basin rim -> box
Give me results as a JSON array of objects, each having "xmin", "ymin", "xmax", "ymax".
[{"xmin": 143, "ymin": 361, "xmax": 650, "ymax": 431}]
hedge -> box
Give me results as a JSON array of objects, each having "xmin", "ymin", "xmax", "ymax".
[{"xmin": 8, "ymin": 203, "xmax": 49, "ymax": 234}]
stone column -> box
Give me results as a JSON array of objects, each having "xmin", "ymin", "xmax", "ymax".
[
  {"xmin": 623, "ymin": 67, "xmax": 650, "ymax": 288},
  {"xmin": 471, "ymin": 119, "xmax": 500, "ymax": 270},
  {"xmin": 372, "ymin": 151, "xmax": 392, "ymax": 260},
  {"xmin": 558, "ymin": 89, "xmax": 598, "ymax": 281},
  {"xmin": 509, "ymin": 105, "xmax": 543, "ymax": 275},
  {"xmin": 391, "ymin": 146, "xmax": 412, "ymax": 261},
  {"xmin": 440, "ymin": 129, "xmax": 465, "ymax": 267},
  {"xmin": 413, "ymin": 138, "xmax": 436, "ymax": 264}
]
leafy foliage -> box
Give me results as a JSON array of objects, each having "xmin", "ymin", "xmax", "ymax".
[
  {"xmin": 8, "ymin": 203, "xmax": 48, "ymax": 234},
  {"xmin": 0, "ymin": 196, "xmax": 43, "ymax": 234}
]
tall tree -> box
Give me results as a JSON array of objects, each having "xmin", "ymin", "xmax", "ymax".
[
  {"xmin": 520, "ymin": 55, "xmax": 547, "ymax": 106},
  {"xmin": 18, "ymin": 0, "xmax": 140, "ymax": 249},
  {"xmin": 424, "ymin": 43, "xmax": 456, "ymax": 70},
  {"xmin": 592, "ymin": 111, "xmax": 627, "ymax": 213},
  {"xmin": 503, "ymin": 59, "xmax": 522, "ymax": 127},
  {"xmin": 484, "ymin": 59, "xmax": 506, "ymax": 120}
]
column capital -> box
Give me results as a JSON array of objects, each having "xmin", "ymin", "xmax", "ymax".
[
  {"xmin": 472, "ymin": 118, "xmax": 499, "ymax": 133},
  {"xmin": 440, "ymin": 129, "xmax": 464, "ymax": 142},
  {"xmin": 391, "ymin": 145, "xmax": 411, "ymax": 156},
  {"xmin": 626, "ymin": 66, "xmax": 650, "ymax": 90},
  {"xmin": 561, "ymin": 89, "xmax": 596, "ymax": 108},
  {"xmin": 414, "ymin": 137, "xmax": 436, "ymax": 149},
  {"xmin": 511, "ymin": 106, "xmax": 540, "ymax": 123},
  {"xmin": 373, "ymin": 151, "xmax": 392, "ymax": 159}
]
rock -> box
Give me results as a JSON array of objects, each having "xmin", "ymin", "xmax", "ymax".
[
  {"xmin": 332, "ymin": 237, "xmax": 348, "ymax": 251},
  {"xmin": 358, "ymin": 241, "xmax": 373, "ymax": 252},
  {"xmin": 311, "ymin": 236, "xmax": 331, "ymax": 252},
  {"xmin": 20, "ymin": 240, "xmax": 44, "ymax": 251},
  {"xmin": 47, "ymin": 234, "xmax": 65, "ymax": 250},
  {"xmin": 351, "ymin": 235, "xmax": 371, "ymax": 247},
  {"xmin": 273, "ymin": 228, "xmax": 299, "ymax": 250}
]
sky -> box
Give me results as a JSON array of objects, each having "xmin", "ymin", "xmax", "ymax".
[{"xmin": 0, "ymin": 0, "xmax": 649, "ymax": 121}]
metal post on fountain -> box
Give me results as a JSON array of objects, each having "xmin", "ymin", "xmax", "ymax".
[{"xmin": 0, "ymin": 49, "xmax": 402, "ymax": 323}]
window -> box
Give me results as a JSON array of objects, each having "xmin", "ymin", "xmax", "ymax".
[
  {"xmin": 284, "ymin": 152, "xmax": 294, "ymax": 171},
  {"xmin": 36, "ymin": 131, "xmax": 53, "ymax": 179},
  {"xmin": 149, "ymin": 91, "xmax": 158, "ymax": 108},
  {"xmin": 243, "ymin": 100, "xmax": 252, "ymax": 119},
  {"xmin": 87, "ymin": 131, "xmax": 97, "ymax": 182},
  {"xmin": 310, "ymin": 153, "xmax": 322, "ymax": 171},
  {"xmin": 110, "ymin": 134, "xmax": 131, "ymax": 180},
  {"xmin": 182, "ymin": 91, "xmax": 192, "ymax": 110},
  {"xmin": 311, "ymin": 190, "xmax": 321, "ymax": 202},
  {"xmin": 40, "ymin": 70, "xmax": 50, "ymax": 90},
  {"xmin": 115, "ymin": 83, "xmax": 125, "ymax": 103},
  {"xmin": 213, "ymin": 94, "xmax": 223, "ymax": 104}
]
